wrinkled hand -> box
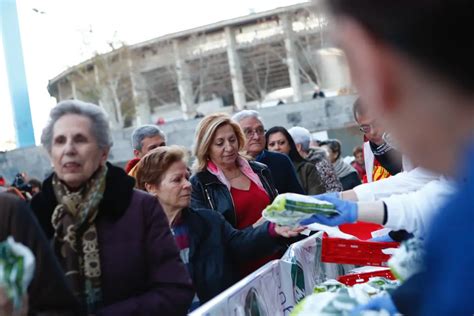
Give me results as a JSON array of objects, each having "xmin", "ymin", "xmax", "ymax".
[
  {"xmin": 0, "ymin": 288, "xmax": 28, "ymax": 316},
  {"xmin": 370, "ymin": 234, "xmax": 395, "ymax": 243},
  {"xmin": 274, "ymin": 225, "xmax": 306, "ymax": 238},
  {"xmin": 300, "ymin": 195, "xmax": 358, "ymax": 226},
  {"xmin": 350, "ymin": 295, "xmax": 398, "ymax": 316}
]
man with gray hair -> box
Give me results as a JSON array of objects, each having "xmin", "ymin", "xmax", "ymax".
[
  {"xmin": 288, "ymin": 126, "xmax": 343, "ymax": 192},
  {"xmin": 232, "ymin": 110, "xmax": 304, "ymax": 194},
  {"xmin": 125, "ymin": 125, "xmax": 166, "ymax": 176}
]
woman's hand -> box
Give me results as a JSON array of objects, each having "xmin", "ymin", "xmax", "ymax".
[
  {"xmin": 274, "ymin": 225, "xmax": 306, "ymax": 238},
  {"xmin": 0, "ymin": 288, "xmax": 28, "ymax": 316},
  {"xmin": 252, "ymin": 216, "xmax": 267, "ymax": 228}
]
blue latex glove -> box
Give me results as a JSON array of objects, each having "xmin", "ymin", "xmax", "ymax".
[
  {"xmin": 300, "ymin": 195, "xmax": 358, "ymax": 226},
  {"xmin": 350, "ymin": 295, "xmax": 398, "ymax": 316},
  {"xmin": 370, "ymin": 234, "xmax": 395, "ymax": 243},
  {"xmin": 311, "ymin": 192, "xmax": 341, "ymax": 200}
]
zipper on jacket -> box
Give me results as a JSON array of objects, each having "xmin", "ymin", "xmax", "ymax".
[
  {"xmin": 203, "ymin": 187, "xmax": 215, "ymax": 210},
  {"xmin": 204, "ymin": 182, "xmax": 237, "ymax": 227}
]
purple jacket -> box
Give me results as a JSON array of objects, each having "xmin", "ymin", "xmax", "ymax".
[{"xmin": 31, "ymin": 163, "xmax": 194, "ymax": 315}]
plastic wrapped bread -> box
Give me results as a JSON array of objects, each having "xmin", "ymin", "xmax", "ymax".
[
  {"xmin": 262, "ymin": 193, "xmax": 339, "ymax": 227},
  {"xmin": 0, "ymin": 237, "xmax": 35, "ymax": 308}
]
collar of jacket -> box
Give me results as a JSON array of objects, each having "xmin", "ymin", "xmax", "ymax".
[
  {"xmin": 293, "ymin": 159, "xmax": 305, "ymax": 171},
  {"xmin": 40, "ymin": 162, "xmax": 135, "ymax": 219},
  {"xmin": 206, "ymin": 157, "xmax": 265, "ymax": 192},
  {"xmin": 196, "ymin": 160, "xmax": 268, "ymax": 186},
  {"xmin": 255, "ymin": 149, "xmax": 267, "ymax": 162}
]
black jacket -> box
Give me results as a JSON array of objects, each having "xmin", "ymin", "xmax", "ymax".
[
  {"xmin": 183, "ymin": 208, "xmax": 282, "ymax": 303},
  {"xmin": 339, "ymin": 171, "xmax": 362, "ymax": 190},
  {"xmin": 190, "ymin": 160, "xmax": 278, "ymax": 227},
  {"xmin": 256, "ymin": 150, "xmax": 305, "ymax": 195},
  {"xmin": 369, "ymin": 141, "xmax": 403, "ymax": 175},
  {"xmin": 0, "ymin": 193, "xmax": 81, "ymax": 315}
]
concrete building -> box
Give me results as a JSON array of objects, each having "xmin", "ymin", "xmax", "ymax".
[
  {"xmin": 0, "ymin": 96, "xmax": 361, "ymax": 182},
  {"xmin": 47, "ymin": 2, "xmax": 352, "ymax": 128}
]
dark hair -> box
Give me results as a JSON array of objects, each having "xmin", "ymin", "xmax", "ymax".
[
  {"xmin": 327, "ymin": 0, "xmax": 474, "ymax": 93},
  {"xmin": 265, "ymin": 126, "xmax": 305, "ymax": 163},
  {"xmin": 27, "ymin": 178, "xmax": 42, "ymax": 190},
  {"xmin": 319, "ymin": 139, "xmax": 342, "ymax": 160}
]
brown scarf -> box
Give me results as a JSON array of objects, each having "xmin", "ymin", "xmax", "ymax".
[{"xmin": 51, "ymin": 165, "xmax": 107, "ymax": 314}]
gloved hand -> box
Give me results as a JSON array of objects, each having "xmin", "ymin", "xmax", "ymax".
[
  {"xmin": 300, "ymin": 195, "xmax": 358, "ymax": 226},
  {"xmin": 350, "ymin": 295, "xmax": 398, "ymax": 316},
  {"xmin": 311, "ymin": 192, "xmax": 341, "ymax": 200},
  {"xmin": 370, "ymin": 234, "xmax": 395, "ymax": 243}
]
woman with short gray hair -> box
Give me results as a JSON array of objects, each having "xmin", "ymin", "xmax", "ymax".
[
  {"xmin": 31, "ymin": 100, "xmax": 194, "ymax": 315},
  {"xmin": 41, "ymin": 100, "xmax": 113, "ymax": 154}
]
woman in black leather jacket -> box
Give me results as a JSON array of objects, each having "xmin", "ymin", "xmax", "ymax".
[
  {"xmin": 190, "ymin": 113, "xmax": 278, "ymax": 229},
  {"xmin": 190, "ymin": 113, "xmax": 284, "ymax": 275}
]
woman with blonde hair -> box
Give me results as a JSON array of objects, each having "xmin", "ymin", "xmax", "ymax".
[{"xmin": 190, "ymin": 113, "xmax": 282, "ymax": 274}]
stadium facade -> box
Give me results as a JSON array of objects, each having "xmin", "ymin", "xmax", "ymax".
[{"xmin": 47, "ymin": 2, "xmax": 351, "ymax": 128}]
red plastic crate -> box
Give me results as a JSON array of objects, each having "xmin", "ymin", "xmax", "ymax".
[
  {"xmin": 339, "ymin": 221, "xmax": 385, "ymax": 240},
  {"xmin": 338, "ymin": 269, "xmax": 396, "ymax": 286},
  {"xmin": 321, "ymin": 233, "xmax": 399, "ymax": 267}
]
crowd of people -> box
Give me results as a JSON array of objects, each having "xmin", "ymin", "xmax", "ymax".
[
  {"xmin": 0, "ymin": 95, "xmax": 381, "ymax": 314},
  {"xmin": 0, "ymin": 0, "xmax": 472, "ymax": 315}
]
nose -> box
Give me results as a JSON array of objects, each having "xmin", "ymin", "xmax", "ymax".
[
  {"xmin": 183, "ymin": 179, "xmax": 192, "ymax": 189},
  {"xmin": 224, "ymin": 141, "xmax": 233, "ymax": 151},
  {"xmin": 64, "ymin": 139, "xmax": 77, "ymax": 155}
]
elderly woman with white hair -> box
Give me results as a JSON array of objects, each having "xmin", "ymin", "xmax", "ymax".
[
  {"xmin": 288, "ymin": 126, "xmax": 343, "ymax": 192},
  {"xmin": 30, "ymin": 100, "xmax": 193, "ymax": 315}
]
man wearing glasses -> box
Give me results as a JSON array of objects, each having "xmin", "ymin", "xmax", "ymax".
[
  {"xmin": 232, "ymin": 110, "xmax": 304, "ymax": 195},
  {"xmin": 353, "ymin": 98, "xmax": 403, "ymax": 182}
]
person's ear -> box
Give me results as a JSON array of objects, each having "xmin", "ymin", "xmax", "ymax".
[
  {"xmin": 335, "ymin": 17, "xmax": 400, "ymax": 116},
  {"xmin": 145, "ymin": 183, "xmax": 157, "ymax": 194},
  {"xmin": 295, "ymin": 143, "xmax": 303, "ymax": 153},
  {"xmin": 133, "ymin": 149, "xmax": 141, "ymax": 158},
  {"xmin": 100, "ymin": 148, "xmax": 110, "ymax": 165}
]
